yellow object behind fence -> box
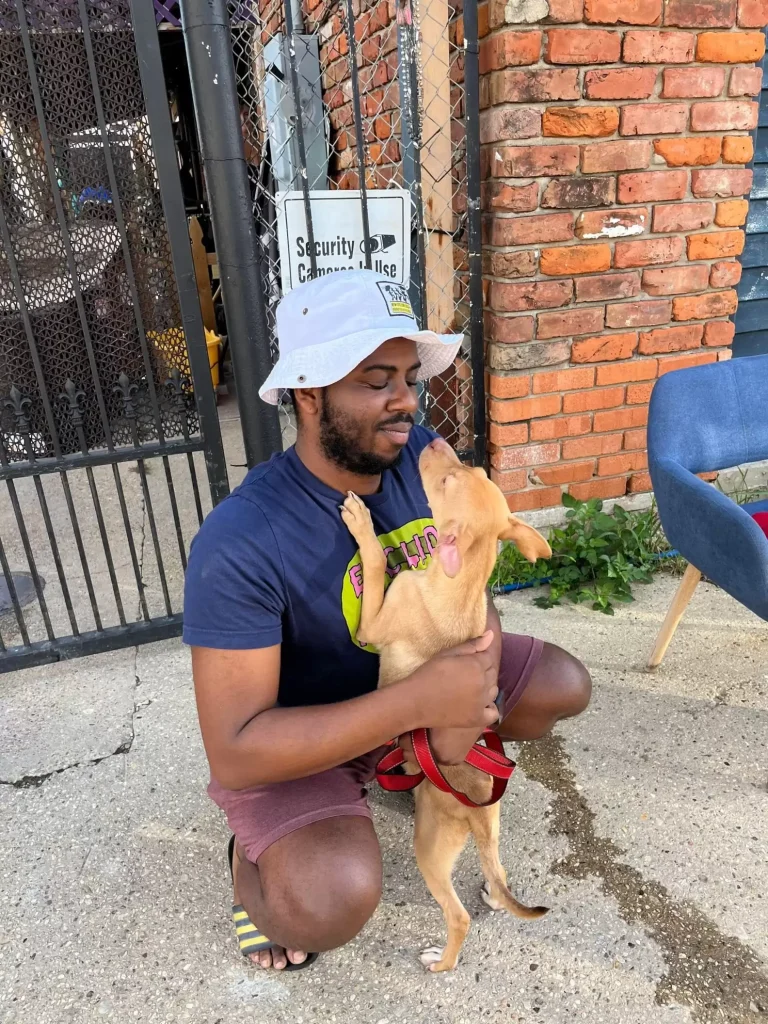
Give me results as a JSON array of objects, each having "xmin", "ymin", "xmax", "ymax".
[{"xmin": 147, "ymin": 327, "xmax": 220, "ymax": 390}]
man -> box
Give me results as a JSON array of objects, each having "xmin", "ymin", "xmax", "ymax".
[{"xmin": 184, "ymin": 269, "xmax": 591, "ymax": 971}]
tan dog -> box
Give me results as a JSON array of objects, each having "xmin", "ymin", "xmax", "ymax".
[{"xmin": 341, "ymin": 436, "xmax": 552, "ymax": 973}]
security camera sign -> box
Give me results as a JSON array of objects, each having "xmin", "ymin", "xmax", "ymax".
[{"xmin": 276, "ymin": 189, "xmax": 410, "ymax": 292}]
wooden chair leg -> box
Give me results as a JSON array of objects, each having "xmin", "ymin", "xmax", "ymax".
[{"xmin": 647, "ymin": 563, "xmax": 703, "ymax": 670}]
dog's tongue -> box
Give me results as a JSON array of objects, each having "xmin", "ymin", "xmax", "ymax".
[{"xmin": 438, "ymin": 534, "xmax": 461, "ymax": 578}]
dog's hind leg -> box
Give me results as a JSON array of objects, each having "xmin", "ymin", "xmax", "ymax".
[
  {"xmin": 414, "ymin": 795, "xmax": 472, "ymax": 972},
  {"xmin": 471, "ymin": 805, "xmax": 549, "ymax": 921}
]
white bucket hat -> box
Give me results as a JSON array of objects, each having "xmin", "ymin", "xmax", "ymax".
[{"xmin": 258, "ymin": 269, "xmax": 464, "ymax": 405}]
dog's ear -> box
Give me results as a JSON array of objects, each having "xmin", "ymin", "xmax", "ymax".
[
  {"xmin": 436, "ymin": 521, "xmax": 465, "ymax": 578},
  {"xmin": 499, "ymin": 515, "xmax": 551, "ymax": 563}
]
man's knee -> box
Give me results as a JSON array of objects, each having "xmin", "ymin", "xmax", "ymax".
[
  {"xmin": 548, "ymin": 644, "xmax": 592, "ymax": 719},
  {"xmin": 265, "ymin": 850, "xmax": 382, "ymax": 951},
  {"xmin": 253, "ymin": 818, "xmax": 383, "ymax": 952}
]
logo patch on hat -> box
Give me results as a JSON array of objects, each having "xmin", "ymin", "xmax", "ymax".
[{"xmin": 376, "ymin": 280, "xmax": 414, "ymax": 319}]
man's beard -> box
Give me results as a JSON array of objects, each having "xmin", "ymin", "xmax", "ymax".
[{"xmin": 319, "ymin": 392, "xmax": 411, "ymax": 475}]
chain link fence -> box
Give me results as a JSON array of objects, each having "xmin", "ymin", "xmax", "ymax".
[{"xmin": 226, "ymin": 0, "xmax": 484, "ymax": 461}]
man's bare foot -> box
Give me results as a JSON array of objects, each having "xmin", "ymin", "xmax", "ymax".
[{"xmin": 232, "ymin": 840, "xmax": 308, "ymax": 970}]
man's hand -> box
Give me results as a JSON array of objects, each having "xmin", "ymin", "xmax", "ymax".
[
  {"xmin": 409, "ymin": 630, "xmax": 500, "ymax": 732},
  {"xmin": 410, "ymin": 596, "xmax": 503, "ymax": 766}
]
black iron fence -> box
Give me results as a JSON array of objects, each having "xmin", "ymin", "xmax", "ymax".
[{"xmin": 0, "ymin": 0, "xmax": 228, "ymax": 670}]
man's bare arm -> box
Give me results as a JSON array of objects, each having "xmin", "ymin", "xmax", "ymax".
[{"xmin": 192, "ymin": 637, "xmax": 500, "ymax": 790}]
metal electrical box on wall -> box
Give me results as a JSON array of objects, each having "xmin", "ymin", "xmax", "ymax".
[{"xmin": 263, "ymin": 33, "xmax": 329, "ymax": 193}]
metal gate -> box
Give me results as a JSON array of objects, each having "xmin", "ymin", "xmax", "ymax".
[
  {"xmin": 180, "ymin": 0, "xmax": 485, "ymax": 464},
  {"xmin": 0, "ymin": 0, "xmax": 229, "ymax": 671}
]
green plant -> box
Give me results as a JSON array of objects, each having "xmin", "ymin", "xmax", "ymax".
[{"xmin": 492, "ymin": 495, "xmax": 666, "ymax": 615}]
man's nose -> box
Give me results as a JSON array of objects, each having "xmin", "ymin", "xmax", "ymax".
[{"xmin": 388, "ymin": 377, "xmax": 419, "ymax": 415}]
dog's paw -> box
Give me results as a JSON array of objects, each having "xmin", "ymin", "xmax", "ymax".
[
  {"xmin": 481, "ymin": 882, "xmax": 505, "ymax": 912},
  {"xmin": 340, "ymin": 491, "xmax": 374, "ymax": 538},
  {"xmin": 419, "ymin": 945, "xmax": 455, "ymax": 973}
]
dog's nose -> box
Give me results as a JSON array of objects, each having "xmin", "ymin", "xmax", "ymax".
[{"xmin": 429, "ymin": 437, "xmax": 452, "ymax": 452}]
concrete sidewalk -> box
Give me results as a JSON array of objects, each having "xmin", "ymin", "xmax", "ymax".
[{"xmin": 1, "ymin": 575, "xmax": 767, "ymax": 1024}]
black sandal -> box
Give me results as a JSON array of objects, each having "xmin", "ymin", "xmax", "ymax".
[{"xmin": 227, "ymin": 836, "xmax": 319, "ymax": 970}]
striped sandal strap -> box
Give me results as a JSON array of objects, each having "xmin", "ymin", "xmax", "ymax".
[{"xmin": 232, "ymin": 903, "xmax": 275, "ymax": 956}]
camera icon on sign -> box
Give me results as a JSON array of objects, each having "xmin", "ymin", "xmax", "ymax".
[{"xmin": 361, "ymin": 234, "xmax": 396, "ymax": 255}]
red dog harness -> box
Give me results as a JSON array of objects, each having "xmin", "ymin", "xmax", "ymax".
[{"xmin": 375, "ymin": 728, "xmax": 515, "ymax": 808}]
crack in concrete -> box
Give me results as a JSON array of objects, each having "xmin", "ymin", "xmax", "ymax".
[
  {"xmin": 519, "ymin": 733, "xmax": 768, "ymax": 1024},
  {"xmin": 0, "ymin": 738, "xmax": 133, "ymax": 788}
]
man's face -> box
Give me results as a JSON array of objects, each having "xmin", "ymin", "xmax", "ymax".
[{"xmin": 318, "ymin": 337, "xmax": 421, "ymax": 475}]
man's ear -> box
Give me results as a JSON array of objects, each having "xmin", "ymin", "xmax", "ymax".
[
  {"xmin": 499, "ymin": 515, "xmax": 552, "ymax": 563},
  {"xmin": 436, "ymin": 521, "xmax": 465, "ymax": 578}
]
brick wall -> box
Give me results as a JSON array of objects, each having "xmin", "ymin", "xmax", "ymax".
[{"xmin": 481, "ymin": 0, "xmax": 767, "ymax": 512}]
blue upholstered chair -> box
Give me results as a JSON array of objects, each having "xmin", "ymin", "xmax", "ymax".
[{"xmin": 647, "ymin": 354, "xmax": 768, "ymax": 668}]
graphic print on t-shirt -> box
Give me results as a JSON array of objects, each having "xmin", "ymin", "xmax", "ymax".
[{"xmin": 341, "ymin": 516, "xmax": 436, "ymax": 653}]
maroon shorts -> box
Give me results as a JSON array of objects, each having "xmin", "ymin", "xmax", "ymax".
[{"xmin": 208, "ymin": 632, "xmax": 544, "ymax": 864}]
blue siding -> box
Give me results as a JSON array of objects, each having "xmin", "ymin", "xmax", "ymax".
[{"xmin": 736, "ymin": 38, "xmax": 768, "ymax": 358}]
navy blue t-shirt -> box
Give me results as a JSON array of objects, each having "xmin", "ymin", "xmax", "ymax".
[{"xmin": 183, "ymin": 425, "xmax": 438, "ymax": 707}]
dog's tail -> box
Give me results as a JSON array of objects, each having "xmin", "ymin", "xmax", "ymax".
[
  {"xmin": 470, "ymin": 809, "xmax": 549, "ymax": 921},
  {"xmin": 480, "ymin": 879, "xmax": 549, "ymax": 920}
]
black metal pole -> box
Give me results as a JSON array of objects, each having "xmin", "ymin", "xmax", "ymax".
[
  {"xmin": 181, "ymin": 0, "xmax": 282, "ymax": 467},
  {"xmin": 463, "ymin": 0, "xmax": 486, "ymax": 470}
]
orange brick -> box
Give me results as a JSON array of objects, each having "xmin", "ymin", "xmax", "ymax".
[
  {"xmin": 507, "ymin": 487, "xmax": 564, "ymax": 512},
  {"xmin": 543, "ymin": 106, "xmax": 620, "ymax": 137},
  {"xmin": 653, "ymin": 137, "xmax": 721, "ymax": 166},
  {"xmin": 662, "ymin": 66, "xmax": 726, "ymax": 97},
  {"xmin": 489, "ymin": 422, "xmax": 530, "ymax": 446},
  {"xmin": 570, "ymin": 477, "xmax": 628, "ymax": 501},
  {"xmin": 639, "ymin": 324, "xmax": 704, "ymax": 353},
  {"xmin": 585, "ymin": 67, "xmax": 658, "ymax": 100},
  {"xmin": 605, "ymin": 299, "xmax": 672, "ymax": 328},
  {"xmin": 491, "ymin": 442, "xmax": 561, "ymax": 469},
  {"xmin": 596, "ymin": 359, "xmax": 658, "ymax": 384},
  {"xmin": 703, "ymin": 319, "xmax": 737, "ymax": 346},
  {"xmin": 628, "ymin": 472, "xmax": 653, "ymax": 493},
  {"xmin": 490, "ymin": 468, "xmax": 529, "ymax": 492},
  {"xmin": 581, "ymin": 139, "xmax": 652, "ymax": 173},
  {"xmin": 572, "ymin": 332, "xmax": 638, "ymax": 363},
  {"xmin": 657, "ymin": 351, "xmax": 719, "ymax": 373},
  {"xmin": 739, "ymin": 0, "xmax": 768, "ymax": 26},
  {"xmin": 696, "ymin": 30, "xmax": 765, "ymax": 62},
  {"xmin": 691, "ymin": 100, "xmax": 759, "ymax": 130},
  {"xmin": 722, "ymin": 136, "xmax": 754, "ymax": 163},
  {"xmin": 563, "ymin": 387, "xmax": 625, "ymax": 413},
  {"xmin": 538, "ymin": 460, "xmax": 596, "ymax": 486},
  {"xmin": 536, "ymin": 306, "xmax": 605, "ymax": 339},
  {"xmin": 643, "ymin": 264, "xmax": 711, "ymax": 294},
  {"xmin": 533, "ymin": 367, "xmax": 596, "ymax": 393},
  {"xmin": 488, "ymin": 374, "xmax": 531, "ymax": 399},
  {"xmin": 530, "ymin": 414, "xmax": 593, "ymax": 441},
  {"xmin": 623, "ymin": 29, "xmax": 695, "ymax": 62},
  {"xmin": 621, "ymin": 103, "xmax": 688, "ymax": 135},
  {"xmin": 598, "ymin": 451, "xmax": 648, "ymax": 476},
  {"xmin": 715, "ymin": 199, "xmax": 749, "ymax": 226},
  {"xmin": 584, "ymin": 0, "xmax": 661, "ymax": 22},
  {"xmin": 672, "ymin": 289, "xmax": 738, "ymax": 320},
  {"xmin": 614, "ymin": 236, "xmax": 685, "ymax": 268},
  {"xmin": 562, "ymin": 432, "xmax": 624, "ymax": 458},
  {"xmin": 540, "ymin": 244, "xmax": 612, "ymax": 276},
  {"xmin": 546, "ymin": 29, "xmax": 622, "ymax": 64},
  {"xmin": 480, "ymin": 30, "xmax": 542, "ymax": 72},
  {"xmin": 624, "ymin": 427, "xmax": 648, "ymax": 450},
  {"xmin": 485, "ymin": 314, "xmax": 536, "ymax": 344},
  {"xmin": 489, "ymin": 394, "xmax": 562, "ymax": 423},
  {"xmin": 627, "ymin": 382, "xmax": 655, "ymax": 404},
  {"xmin": 593, "ymin": 405, "xmax": 649, "ymax": 430},
  {"xmin": 710, "ymin": 260, "xmax": 742, "ymax": 287},
  {"xmin": 687, "ymin": 230, "xmax": 745, "ymax": 259},
  {"xmin": 652, "ymin": 201, "xmax": 714, "ymax": 233},
  {"xmin": 618, "ymin": 170, "xmax": 688, "ymax": 203}
]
